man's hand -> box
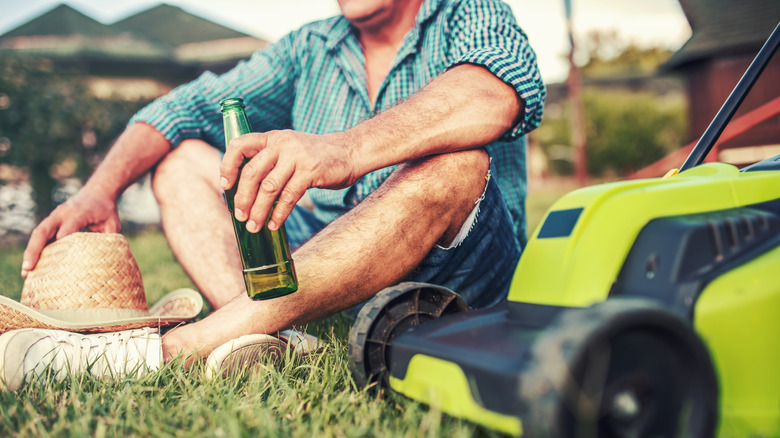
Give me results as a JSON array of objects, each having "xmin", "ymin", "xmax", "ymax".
[
  {"xmin": 21, "ymin": 123, "xmax": 171, "ymax": 278},
  {"xmin": 220, "ymin": 130, "xmax": 360, "ymax": 232},
  {"xmin": 219, "ymin": 65, "xmax": 521, "ymax": 234},
  {"xmin": 22, "ymin": 189, "xmax": 120, "ymax": 278}
]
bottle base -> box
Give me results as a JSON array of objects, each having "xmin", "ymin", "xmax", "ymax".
[{"xmin": 243, "ymin": 260, "xmax": 298, "ymax": 300}]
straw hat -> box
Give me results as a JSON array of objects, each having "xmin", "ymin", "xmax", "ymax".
[{"xmin": 0, "ymin": 232, "xmax": 203, "ymax": 334}]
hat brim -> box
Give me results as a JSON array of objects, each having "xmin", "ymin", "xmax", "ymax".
[{"xmin": 0, "ymin": 288, "xmax": 203, "ymax": 333}]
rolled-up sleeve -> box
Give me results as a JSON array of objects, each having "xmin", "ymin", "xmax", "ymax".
[
  {"xmin": 129, "ymin": 33, "xmax": 299, "ymax": 150},
  {"xmin": 447, "ymin": 0, "xmax": 545, "ymax": 137}
]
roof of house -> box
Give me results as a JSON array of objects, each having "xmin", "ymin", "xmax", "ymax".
[
  {"xmin": 665, "ymin": 0, "xmax": 780, "ymax": 70},
  {"xmin": 0, "ymin": 3, "xmax": 266, "ymax": 66},
  {"xmin": 1, "ymin": 4, "xmax": 119, "ymax": 38},
  {"xmin": 113, "ymin": 4, "xmax": 250, "ymax": 47}
]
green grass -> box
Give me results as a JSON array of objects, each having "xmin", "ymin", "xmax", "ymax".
[
  {"xmin": 0, "ymin": 190, "xmax": 567, "ymax": 437},
  {"xmin": 0, "ymin": 335, "xmax": 488, "ymax": 437}
]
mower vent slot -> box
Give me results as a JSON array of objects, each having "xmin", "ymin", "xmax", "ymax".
[{"xmin": 611, "ymin": 206, "xmax": 780, "ymax": 318}]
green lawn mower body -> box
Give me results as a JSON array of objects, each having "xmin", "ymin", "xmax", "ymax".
[
  {"xmin": 384, "ymin": 160, "xmax": 780, "ymax": 436},
  {"xmin": 349, "ymin": 21, "xmax": 780, "ymax": 438}
]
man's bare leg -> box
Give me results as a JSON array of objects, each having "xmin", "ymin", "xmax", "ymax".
[
  {"xmin": 152, "ymin": 139, "xmax": 245, "ymax": 309},
  {"xmin": 161, "ymin": 148, "xmax": 491, "ymax": 362}
]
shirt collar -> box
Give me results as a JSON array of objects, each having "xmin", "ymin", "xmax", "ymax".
[
  {"xmin": 316, "ymin": 0, "xmax": 444, "ymax": 51},
  {"xmin": 416, "ymin": 0, "xmax": 443, "ymax": 26}
]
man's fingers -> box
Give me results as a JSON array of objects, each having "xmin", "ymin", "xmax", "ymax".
[
  {"xmin": 224, "ymin": 129, "xmax": 349, "ymax": 231},
  {"xmin": 21, "ymin": 222, "xmax": 57, "ymax": 277},
  {"xmin": 234, "ymin": 148, "xmax": 277, "ymax": 222},
  {"xmin": 89, "ymin": 216, "xmax": 121, "ymax": 234},
  {"xmin": 55, "ymin": 221, "xmax": 85, "ymax": 240},
  {"xmin": 268, "ymin": 178, "xmax": 309, "ymax": 231},
  {"xmin": 246, "ymin": 164, "xmax": 295, "ymax": 233},
  {"xmin": 220, "ymin": 132, "xmax": 266, "ymax": 191}
]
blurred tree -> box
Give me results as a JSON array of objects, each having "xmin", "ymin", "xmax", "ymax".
[
  {"xmin": 0, "ymin": 54, "xmax": 148, "ymax": 220},
  {"xmin": 579, "ymin": 30, "xmax": 675, "ymax": 79},
  {"xmin": 533, "ymin": 31, "xmax": 686, "ymax": 179},
  {"xmin": 536, "ymin": 91, "xmax": 685, "ymax": 178},
  {"xmin": 585, "ymin": 90, "xmax": 686, "ymax": 176}
]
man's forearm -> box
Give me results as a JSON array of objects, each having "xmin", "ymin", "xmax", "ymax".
[
  {"xmin": 21, "ymin": 123, "xmax": 173, "ymax": 276},
  {"xmin": 83, "ymin": 122, "xmax": 172, "ymax": 200},
  {"xmin": 347, "ymin": 64, "xmax": 522, "ymax": 176}
]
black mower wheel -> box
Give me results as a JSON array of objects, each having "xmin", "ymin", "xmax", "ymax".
[
  {"xmin": 348, "ymin": 282, "xmax": 469, "ymax": 388},
  {"xmin": 518, "ymin": 298, "xmax": 718, "ymax": 438}
]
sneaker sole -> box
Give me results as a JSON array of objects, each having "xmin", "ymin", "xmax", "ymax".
[
  {"xmin": 204, "ymin": 334, "xmax": 286, "ymax": 379},
  {"xmin": 0, "ymin": 328, "xmax": 42, "ymax": 391}
]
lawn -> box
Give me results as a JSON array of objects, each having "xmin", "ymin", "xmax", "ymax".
[{"xmin": 0, "ymin": 189, "xmax": 567, "ymax": 437}]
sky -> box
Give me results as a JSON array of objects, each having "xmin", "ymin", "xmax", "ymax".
[{"xmin": 0, "ymin": 0, "xmax": 692, "ymax": 83}]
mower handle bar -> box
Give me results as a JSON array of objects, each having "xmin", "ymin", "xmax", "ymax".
[{"xmin": 680, "ymin": 21, "xmax": 780, "ymax": 172}]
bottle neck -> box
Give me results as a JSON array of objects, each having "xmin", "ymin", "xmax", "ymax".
[{"xmin": 222, "ymin": 108, "xmax": 252, "ymax": 147}]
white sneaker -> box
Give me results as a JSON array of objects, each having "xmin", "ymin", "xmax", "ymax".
[
  {"xmin": 205, "ymin": 329, "xmax": 322, "ymax": 379},
  {"xmin": 0, "ymin": 327, "xmax": 162, "ymax": 391},
  {"xmin": 279, "ymin": 329, "xmax": 322, "ymax": 355}
]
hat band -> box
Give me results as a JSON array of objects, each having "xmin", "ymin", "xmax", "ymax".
[{"xmin": 36, "ymin": 308, "xmax": 152, "ymax": 324}]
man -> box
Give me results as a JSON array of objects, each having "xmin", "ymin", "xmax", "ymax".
[{"xmin": 4, "ymin": 0, "xmax": 544, "ymax": 384}]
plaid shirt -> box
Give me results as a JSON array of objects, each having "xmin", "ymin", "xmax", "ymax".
[{"xmin": 131, "ymin": 0, "xmax": 545, "ymax": 239}]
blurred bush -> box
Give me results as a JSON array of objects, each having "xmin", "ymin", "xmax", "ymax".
[
  {"xmin": 533, "ymin": 31, "xmax": 687, "ymax": 179},
  {"xmin": 0, "ymin": 53, "xmax": 149, "ymax": 219}
]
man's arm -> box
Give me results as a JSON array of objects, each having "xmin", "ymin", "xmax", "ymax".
[
  {"xmin": 220, "ymin": 63, "xmax": 522, "ymax": 232},
  {"xmin": 352, "ymin": 65, "xmax": 523, "ymax": 172},
  {"xmin": 22, "ymin": 123, "xmax": 170, "ymax": 277},
  {"xmin": 22, "ymin": 30, "xmax": 302, "ymax": 277}
]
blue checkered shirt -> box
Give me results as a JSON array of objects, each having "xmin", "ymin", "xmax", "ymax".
[{"xmin": 131, "ymin": 0, "xmax": 545, "ymax": 239}]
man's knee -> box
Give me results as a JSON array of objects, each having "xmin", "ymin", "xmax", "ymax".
[
  {"xmin": 152, "ymin": 139, "xmax": 222, "ymax": 201},
  {"xmin": 406, "ymin": 148, "xmax": 491, "ymax": 207},
  {"xmin": 391, "ymin": 149, "xmax": 490, "ymax": 244}
]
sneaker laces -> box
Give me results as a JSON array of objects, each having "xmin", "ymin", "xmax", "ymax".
[{"xmin": 33, "ymin": 327, "xmax": 161, "ymax": 381}]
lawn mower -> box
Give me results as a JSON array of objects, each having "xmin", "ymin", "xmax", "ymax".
[{"xmin": 348, "ymin": 22, "xmax": 780, "ymax": 438}]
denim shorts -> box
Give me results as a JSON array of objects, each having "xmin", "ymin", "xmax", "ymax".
[{"xmin": 284, "ymin": 173, "xmax": 522, "ymax": 310}]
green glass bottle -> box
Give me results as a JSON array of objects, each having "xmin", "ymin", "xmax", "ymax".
[{"xmin": 220, "ymin": 97, "xmax": 298, "ymax": 300}]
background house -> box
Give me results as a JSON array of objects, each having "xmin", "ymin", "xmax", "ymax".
[
  {"xmin": 0, "ymin": 3, "xmax": 267, "ymax": 100},
  {"xmin": 663, "ymin": 0, "xmax": 780, "ymax": 166},
  {"xmin": 0, "ymin": 3, "xmax": 269, "ymax": 242}
]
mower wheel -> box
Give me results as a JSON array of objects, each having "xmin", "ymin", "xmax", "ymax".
[
  {"xmin": 518, "ymin": 298, "xmax": 718, "ymax": 438},
  {"xmin": 348, "ymin": 282, "xmax": 469, "ymax": 388}
]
